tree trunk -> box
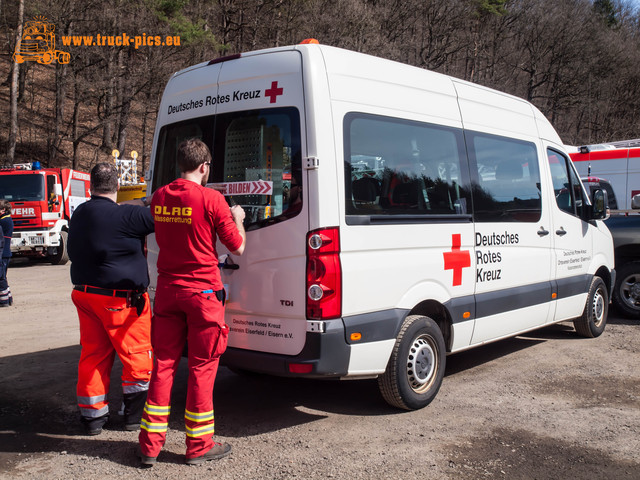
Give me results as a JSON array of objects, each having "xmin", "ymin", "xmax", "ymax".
[
  {"xmin": 49, "ymin": 61, "xmax": 68, "ymax": 166},
  {"xmin": 72, "ymin": 76, "xmax": 81, "ymax": 170},
  {"xmin": 7, "ymin": 0, "xmax": 23, "ymax": 165}
]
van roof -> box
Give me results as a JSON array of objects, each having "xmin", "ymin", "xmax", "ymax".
[{"xmin": 166, "ymin": 43, "xmax": 562, "ymax": 144}]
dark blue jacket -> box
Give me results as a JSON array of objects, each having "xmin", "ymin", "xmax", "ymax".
[
  {"xmin": 0, "ymin": 214, "xmax": 13, "ymax": 258},
  {"xmin": 68, "ymin": 196, "xmax": 154, "ymax": 290}
]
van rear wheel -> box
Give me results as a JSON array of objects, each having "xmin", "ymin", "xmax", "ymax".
[
  {"xmin": 378, "ymin": 315, "xmax": 446, "ymax": 410},
  {"xmin": 573, "ymin": 276, "xmax": 608, "ymax": 338}
]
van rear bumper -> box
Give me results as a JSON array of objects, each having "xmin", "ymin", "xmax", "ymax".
[
  {"xmin": 221, "ymin": 309, "xmax": 408, "ymax": 377},
  {"xmin": 221, "ymin": 318, "xmax": 351, "ymax": 377}
]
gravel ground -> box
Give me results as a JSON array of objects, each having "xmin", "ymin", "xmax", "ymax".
[{"xmin": 0, "ymin": 259, "xmax": 638, "ymax": 479}]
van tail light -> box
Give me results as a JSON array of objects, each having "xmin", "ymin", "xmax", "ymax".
[{"xmin": 306, "ymin": 227, "xmax": 341, "ymax": 320}]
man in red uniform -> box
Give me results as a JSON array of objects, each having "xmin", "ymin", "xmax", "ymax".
[
  {"xmin": 138, "ymin": 138, "xmax": 246, "ymax": 466},
  {"xmin": 69, "ymin": 163, "xmax": 154, "ymax": 435}
]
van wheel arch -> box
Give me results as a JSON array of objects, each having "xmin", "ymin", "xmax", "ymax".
[{"xmin": 405, "ymin": 300, "xmax": 452, "ymax": 352}]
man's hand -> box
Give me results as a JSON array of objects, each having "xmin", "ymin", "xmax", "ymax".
[
  {"xmin": 230, "ymin": 205, "xmax": 245, "ymax": 223},
  {"xmin": 230, "ymin": 205, "xmax": 246, "ymax": 255}
]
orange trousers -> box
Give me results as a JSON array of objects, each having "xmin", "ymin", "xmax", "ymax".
[{"xmin": 72, "ymin": 289, "xmax": 153, "ymax": 420}]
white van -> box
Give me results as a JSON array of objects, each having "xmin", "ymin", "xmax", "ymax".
[{"xmin": 146, "ymin": 42, "xmax": 615, "ymax": 410}]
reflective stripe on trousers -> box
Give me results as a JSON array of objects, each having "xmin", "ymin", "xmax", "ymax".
[{"xmin": 138, "ymin": 284, "xmax": 227, "ymax": 459}]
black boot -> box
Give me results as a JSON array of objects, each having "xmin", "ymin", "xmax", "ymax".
[
  {"xmin": 123, "ymin": 391, "xmax": 148, "ymax": 431},
  {"xmin": 80, "ymin": 414, "xmax": 108, "ymax": 435}
]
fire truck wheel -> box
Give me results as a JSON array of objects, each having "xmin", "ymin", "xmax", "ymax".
[
  {"xmin": 574, "ymin": 276, "xmax": 608, "ymax": 337},
  {"xmin": 50, "ymin": 231, "xmax": 69, "ymax": 265},
  {"xmin": 378, "ymin": 315, "xmax": 446, "ymax": 410},
  {"xmin": 612, "ymin": 261, "xmax": 640, "ymax": 320}
]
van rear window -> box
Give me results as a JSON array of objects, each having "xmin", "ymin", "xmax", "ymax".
[{"xmin": 152, "ymin": 107, "xmax": 302, "ymax": 231}]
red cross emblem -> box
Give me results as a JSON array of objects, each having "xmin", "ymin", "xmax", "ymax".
[
  {"xmin": 443, "ymin": 233, "xmax": 470, "ymax": 287},
  {"xmin": 265, "ymin": 81, "xmax": 283, "ymax": 103}
]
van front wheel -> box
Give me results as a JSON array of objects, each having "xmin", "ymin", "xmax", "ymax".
[
  {"xmin": 573, "ymin": 276, "xmax": 608, "ymax": 338},
  {"xmin": 378, "ymin": 315, "xmax": 446, "ymax": 410}
]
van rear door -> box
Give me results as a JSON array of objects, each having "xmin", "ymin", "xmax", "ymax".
[{"xmin": 213, "ymin": 51, "xmax": 309, "ymax": 356}]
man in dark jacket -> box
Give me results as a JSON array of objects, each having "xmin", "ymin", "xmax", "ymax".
[{"xmin": 68, "ymin": 162, "xmax": 154, "ymax": 435}]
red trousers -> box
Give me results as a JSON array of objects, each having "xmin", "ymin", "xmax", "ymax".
[
  {"xmin": 72, "ymin": 290, "xmax": 152, "ymax": 419},
  {"xmin": 138, "ymin": 284, "xmax": 229, "ymax": 459}
]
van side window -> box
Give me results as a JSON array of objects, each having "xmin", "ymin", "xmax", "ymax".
[
  {"xmin": 547, "ymin": 149, "xmax": 587, "ymax": 217},
  {"xmin": 344, "ymin": 113, "xmax": 471, "ymax": 218},
  {"xmin": 467, "ymin": 133, "xmax": 541, "ymax": 222}
]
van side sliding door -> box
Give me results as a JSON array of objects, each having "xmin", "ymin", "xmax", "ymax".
[{"xmin": 466, "ymin": 133, "xmax": 553, "ymax": 343}]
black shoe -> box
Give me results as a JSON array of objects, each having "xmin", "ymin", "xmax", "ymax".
[
  {"xmin": 85, "ymin": 426, "xmax": 102, "ymax": 436},
  {"xmin": 81, "ymin": 415, "xmax": 108, "ymax": 436},
  {"xmin": 124, "ymin": 423, "xmax": 140, "ymax": 431},
  {"xmin": 186, "ymin": 442, "xmax": 232, "ymax": 465},
  {"xmin": 135, "ymin": 447, "xmax": 157, "ymax": 467}
]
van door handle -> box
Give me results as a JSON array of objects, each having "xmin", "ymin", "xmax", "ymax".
[
  {"xmin": 556, "ymin": 227, "xmax": 567, "ymax": 236},
  {"xmin": 219, "ymin": 261, "xmax": 239, "ymax": 270},
  {"xmin": 218, "ymin": 254, "xmax": 239, "ymax": 270},
  {"xmin": 537, "ymin": 227, "xmax": 549, "ymax": 237},
  {"xmin": 221, "ymin": 263, "xmax": 239, "ymax": 270}
]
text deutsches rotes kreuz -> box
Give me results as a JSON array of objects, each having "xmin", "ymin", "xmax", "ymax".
[{"xmin": 167, "ymin": 90, "xmax": 263, "ymax": 115}]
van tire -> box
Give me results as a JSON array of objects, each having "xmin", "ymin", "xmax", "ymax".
[
  {"xmin": 574, "ymin": 276, "xmax": 608, "ymax": 338},
  {"xmin": 378, "ymin": 315, "xmax": 446, "ymax": 410},
  {"xmin": 611, "ymin": 261, "xmax": 640, "ymax": 319},
  {"xmin": 50, "ymin": 231, "xmax": 69, "ymax": 266}
]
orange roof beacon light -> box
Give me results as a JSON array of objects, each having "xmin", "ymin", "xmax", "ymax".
[{"xmin": 299, "ymin": 38, "xmax": 319, "ymax": 44}]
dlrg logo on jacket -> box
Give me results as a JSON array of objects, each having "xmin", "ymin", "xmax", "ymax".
[{"xmin": 154, "ymin": 205, "xmax": 192, "ymax": 224}]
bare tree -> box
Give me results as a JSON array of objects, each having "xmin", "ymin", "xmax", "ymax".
[{"xmin": 7, "ymin": 0, "xmax": 23, "ymax": 165}]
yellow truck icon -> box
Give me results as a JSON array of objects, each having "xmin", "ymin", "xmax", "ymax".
[{"xmin": 13, "ymin": 19, "xmax": 70, "ymax": 65}]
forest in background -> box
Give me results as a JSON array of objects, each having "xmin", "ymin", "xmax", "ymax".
[{"xmin": 1, "ymin": 0, "xmax": 640, "ymax": 172}]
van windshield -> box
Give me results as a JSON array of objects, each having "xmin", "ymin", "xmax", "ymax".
[
  {"xmin": 0, "ymin": 174, "xmax": 45, "ymax": 201},
  {"xmin": 153, "ymin": 107, "xmax": 302, "ymax": 230}
]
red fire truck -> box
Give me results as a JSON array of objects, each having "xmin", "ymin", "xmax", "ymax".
[{"xmin": 0, "ymin": 162, "xmax": 90, "ymax": 264}]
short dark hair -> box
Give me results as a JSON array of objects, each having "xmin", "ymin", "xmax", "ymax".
[
  {"xmin": 177, "ymin": 138, "xmax": 211, "ymax": 173},
  {"xmin": 0, "ymin": 200, "xmax": 11, "ymax": 214},
  {"xmin": 90, "ymin": 162, "xmax": 119, "ymax": 194}
]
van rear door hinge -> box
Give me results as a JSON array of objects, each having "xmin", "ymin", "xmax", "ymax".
[{"xmin": 304, "ymin": 156, "xmax": 319, "ymax": 170}]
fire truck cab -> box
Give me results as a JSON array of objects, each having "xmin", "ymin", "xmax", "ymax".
[{"xmin": 0, "ymin": 162, "xmax": 90, "ymax": 264}]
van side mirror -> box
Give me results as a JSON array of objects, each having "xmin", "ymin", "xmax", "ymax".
[
  {"xmin": 591, "ymin": 189, "xmax": 609, "ymax": 220},
  {"xmin": 632, "ymin": 193, "xmax": 640, "ymax": 210}
]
